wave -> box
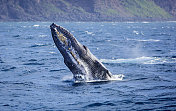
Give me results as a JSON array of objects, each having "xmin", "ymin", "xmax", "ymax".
[
  {"xmin": 125, "ymin": 21, "xmax": 150, "ymax": 23},
  {"xmin": 30, "ymin": 43, "xmax": 48, "ymax": 48},
  {"xmin": 23, "ymin": 62, "xmax": 44, "ymax": 65},
  {"xmin": 127, "ymin": 38, "xmax": 160, "ymax": 42},
  {"xmin": 39, "ymin": 34, "xmax": 47, "ymax": 37},
  {"xmin": 85, "ymin": 31, "xmax": 93, "ymax": 35},
  {"xmin": 100, "ymin": 56, "xmax": 176, "ymax": 64},
  {"xmin": 50, "ymin": 69, "xmax": 66, "ymax": 72},
  {"xmin": 167, "ymin": 21, "xmax": 176, "ymax": 23},
  {"xmin": 133, "ymin": 30, "xmax": 139, "ymax": 35},
  {"xmin": 28, "ymin": 59, "xmax": 37, "ymax": 62},
  {"xmin": 0, "ymin": 58, "xmax": 4, "ymax": 63},
  {"xmin": 84, "ymin": 101, "xmax": 115, "ymax": 108},
  {"xmin": 13, "ymin": 35, "xmax": 20, "ymax": 37},
  {"xmin": 126, "ymin": 22, "xmax": 135, "ymax": 23},
  {"xmin": 62, "ymin": 75, "xmax": 73, "ymax": 83},
  {"xmin": 1, "ymin": 66, "xmax": 16, "ymax": 72},
  {"xmin": 151, "ymin": 33, "xmax": 171, "ymax": 36},
  {"xmin": 33, "ymin": 25, "xmax": 40, "ymax": 27},
  {"xmin": 49, "ymin": 52, "xmax": 56, "ymax": 54},
  {"xmin": 142, "ymin": 21, "xmax": 150, "ymax": 23}
]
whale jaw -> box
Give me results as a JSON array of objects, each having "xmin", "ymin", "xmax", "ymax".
[{"xmin": 50, "ymin": 23, "xmax": 112, "ymax": 82}]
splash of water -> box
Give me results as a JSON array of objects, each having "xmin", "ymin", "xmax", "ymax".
[
  {"xmin": 62, "ymin": 75, "xmax": 73, "ymax": 82},
  {"xmin": 62, "ymin": 73, "xmax": 124, "ymax": 83},
  {"xmin": 74, "ymin": 74, "xmax": 124, "ymax": 83}
]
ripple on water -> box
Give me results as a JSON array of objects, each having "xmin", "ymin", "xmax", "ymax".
[
  {"xmin": 22, "ymin": 69, "xmax": 37, "ymax": 74},
  {"xmin": 49, "ymin": 69, "xmax": 66, "ymax": 72},
  {"xmin": 0, "ymin": 81, "xmax": 35, "ymax": 86},
  {"xmin": 23, "ymin": 62, "xmax": 44, "ymax": 65},
  {"xmin": 0, "ymin": 65, "xmax": 16, "ymax": 72},
  {"xmin": 84, "ymin": 101, "xmax": 116, "ymax": 108},
  {"xmin": 12, "ymin": 35, "xmax": 20, "ymax": 38},
  {"xmin": 0, "ymin": 59, "xmax": 4, "ymax": 63},
  {"xmin": 28, "ymin": 59, "xmax": 37, "ymax": 62},
  {"xmin": 39, "ymin": 34, "xmax": 47, "ymax": 37},
  {"xmin": 151, "ymin": 33, "xmax": 171, "ymax": 37},
  {"xmin": 30, "ymin": 44, "xmax": 47, "ymax": 48}
]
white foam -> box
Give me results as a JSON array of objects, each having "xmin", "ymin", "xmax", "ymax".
[
  {"xmin": 125, "ymin": 21, "xmax": 150, "ymax": 24},
  {"xmin": 33, "ymin": 25, "xmax": 40, "ymax": 27},
  {"xmin": 85, "ymin": 31, "xmax": 93, "ymax": 35},
  {"xmin": 133, "ymin": 30, "xmax": 139, "ymax": 35},
  {"xmin": 110, "ymin": 74, "xmax": 124, "ymax": 81},
  {"xmin": 138, "ymin": 39, "xmax": 160, "ymax": 42},
  {"xmin": 127, "ymin": 38, "xmax": 160, "ymax": 42},
  {"xmin": 106, "ymin": 40, "xmax": 111, "ymax": 42},
  {"xmin": 49, "ymin": 52, "xmax": 56, "ymax": 54},
  {"xmin": 39, "ymin": 34, "xmax": 47, "ymax": 37},
  {"xmin": 21, "ymin": 26, "xmax": 27, "ymax": 28},
  {"xmin": 142, "ymin": 21, "xmax": 149, "ymax": 23},
  {"xmin": 35, "ymin": 43, "xmax": 44, "ymax": 46},
  {"xmin": 62, "ymin": 75, "xmax": 73, "ymax": 82},
  {"xmin": 167, "ymin": 21, "xmax": 176, "ymax": 23},
  {"xmin": 74, "ymin": 74, "xmax": 124, "ymax": 83},
  {"xmin": 62, "ymin": 73, "xmax": 124, "ymax": 83},
  {"xmin": 100, "ymin": 57, "xmax": 153, "ymax": 64},
  {"xmin": 100, "ymin": 56, "xmax": 176, "ymax": 64}
]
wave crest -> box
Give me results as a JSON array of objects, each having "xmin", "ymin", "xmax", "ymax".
[{"xmin": 100, "ymin": 56, "xmax": 176, "ymax": 64}]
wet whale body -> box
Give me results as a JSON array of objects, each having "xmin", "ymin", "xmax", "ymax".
[{"xmin": 50, "ymin": 23, "xmax": 113, "ymax": 82}]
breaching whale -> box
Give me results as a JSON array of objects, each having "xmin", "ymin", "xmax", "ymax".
[{"xmin": 50, "ymin": 23, "xmax": 113, "ymax": 82}]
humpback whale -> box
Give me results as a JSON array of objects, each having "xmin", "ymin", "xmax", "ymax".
[{"xmin": 50, "ymin": 23, "xmax": 113, "ymax": 82}]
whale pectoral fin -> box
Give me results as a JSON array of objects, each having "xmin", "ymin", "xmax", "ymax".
[{"xmin": 94, "ymin": 61, "xmax": 112, "ymax": 79}]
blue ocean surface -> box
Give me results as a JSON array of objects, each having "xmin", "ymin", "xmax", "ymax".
[{"xmin": 0, "ymin": 22, "xmax": 176, "ymax": 110}]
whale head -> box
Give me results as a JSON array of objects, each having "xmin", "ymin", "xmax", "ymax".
[{"xmin": 50, "ymin": 23, "xmax": 112, "ymax": 82}]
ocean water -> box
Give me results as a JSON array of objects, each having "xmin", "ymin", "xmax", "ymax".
[{"xmin": 0, "ymin": 22, "xmax": 176, "ymax": 110}]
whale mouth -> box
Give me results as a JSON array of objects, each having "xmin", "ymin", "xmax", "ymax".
[
  {"xmin": 50, "ymin": 23, "xmax": 82, "ymax": 65},
  {"xmin": 50, "ymin": 23, "xmax": 71, "ymax": 50}
]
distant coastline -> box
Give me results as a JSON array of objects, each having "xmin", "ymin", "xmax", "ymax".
[
  {"xmin": 0, "ymin": 0, "xmax": 176, "ymax": 22},
  {"xmin": 1, "ymin": 18, "xmax": 175, "ymax": 22}
]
